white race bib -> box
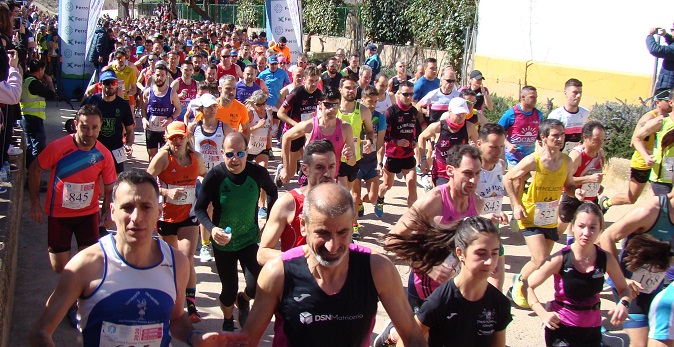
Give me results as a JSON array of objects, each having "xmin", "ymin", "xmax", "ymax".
[
  {"xmin": 100, "ymin": 321, "xmax": 163, "ymax": 347},
  {"xmin": 62, "ymin": 182, "xmax": 95, "ymax": 210},
  {"xmin": 301, "ymin": 112, "xmax": 314, "ymax": 122},
  {"xmin": 148, "ymin": 116, "xmax": 166, "ymax": 132},
  {"xmin": 166, "ymin": 184, "xmax": 196, "ymax": 205},
  {"xmin": 534, "ymin": 200, "xmax": 559, "ymax": 226},
  {"xmin": 663, "ymin": 157, "xmax": 674, "ymax": 181},
  {"xmin": 630, "ymin": 266, "xmax": 666, "ymax": 294},
  {"xmin": 249, "ymin": 134, "xmax": 267, "ymax": 150},
  {"xmin": 482, "ymin": 197, "xmax": 503, "ymax": 214},
  {"xmin": 112, "ymin": 147, "xmax": 127, "ymax": 164},
  {"xmin": 581, "ymin": 169, "xmax": 601, "ymax": 197}
]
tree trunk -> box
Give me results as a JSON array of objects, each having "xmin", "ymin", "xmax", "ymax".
[
  {"xmin": 184, "ymin": 0, "xmax": 211, "ymax": 20},
  {"xmin": 118, "ymin": 0, "xmax": 130, "ymax": 19}
]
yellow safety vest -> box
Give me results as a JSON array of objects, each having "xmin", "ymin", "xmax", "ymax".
[{"xmin": 20, "ymin": 76, "xmax": 46, "ymax": 120}]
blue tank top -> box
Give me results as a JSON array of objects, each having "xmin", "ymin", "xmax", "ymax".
[
  {"xmin": 235, "ymin": 80, "xmax": 261, "ymax": 104},
  {"xmin": 147, "ymin": 86, "xmax": 175, "ymax": 119},
  {"xmin": 273, "ymin": 244, "xmax": 379, "ymax": 347}
]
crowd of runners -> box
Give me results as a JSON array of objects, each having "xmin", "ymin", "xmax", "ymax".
[{"xmin": 16, "ymin": 12, "xmax": 674, "ymax": 347}]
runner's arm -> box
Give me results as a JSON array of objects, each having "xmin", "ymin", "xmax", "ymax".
[
  {"xmin": 124, "ymin": 124, "xmax": 135, "ymax": 147},
  {"xmin": 503, "ymin": 154, "xmax": 536, "ymax": 211},
  {"xmin": 563, "ymin": 155, "xmax": 578, "ymax": 199},
  {"xmin": 605, "ymin": 252, "xmax": 633, "ymax": 323},
  {"xmin": 361, "ymin": 105, "xmax": 375, "ymax": 142},
  {"xmin": 242, "ymin": 257, "xmax": 284, "ymax": 345},
  {"xmin": 389, "ymin": 191, "xmax": 442, "ymax": 242},
  {"xmin": 598, "ymin": 197, "xmax": 660, "ymax": 262},
  {"xmin": 275, "ymin": 87, "xmax": 289, "ymax": 110},
  {"xmin": 342, "ymin": 124, "xmax": 357, "ymax": 166},
  {"xmin": 281, "ymin": 120, "xmax": 312, "ymax": 169},
  {"xmin": 418, "ymin": 121, "xmax": 441, "ymax": 159},
  {"xmin": 527, "ymin": 253, "xmax": 563, "ymax": 325},
  {"xmin": 194, "ymin": 152, "xmax": 208, "ymax": 177},
  {"xmin": 466, "ymin": 122, "xmax": 478, "ymax": 145},
  {"xmin": 170, "ymin": 89, "xmax": 182, "ymax": 120},
  {"xmin": 257, "ymin": 194, "xmax": 293, "ymax": 265},
  {"xmin": 276, "ymin": 103, "xmax": 295, "ymax": 127}
]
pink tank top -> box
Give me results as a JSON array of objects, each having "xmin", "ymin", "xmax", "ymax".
[{"xmin": 308, "ymin": 116, "xmax": 345, "ymax": 176}]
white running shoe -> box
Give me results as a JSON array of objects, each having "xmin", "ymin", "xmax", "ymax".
[{"xmin": 199, "ymin": 245, "xmax": 214, "ymax": 262}]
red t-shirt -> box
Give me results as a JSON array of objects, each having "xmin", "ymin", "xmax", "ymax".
[{"xmin": 38, "ymin": 135, "xmax": 117, "ymax": 218}]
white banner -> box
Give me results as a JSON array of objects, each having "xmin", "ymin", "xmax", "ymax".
[
  {"xmin": 86, "ymin": 0, "xmax": 105, "ymax": 58},
  {"xmin": 265, "ymin": 0, "xmax": 303, "ymax": 59},
  {"xmin": 59, "ymin": 0, "xmax": 94, "ymax": 78}
]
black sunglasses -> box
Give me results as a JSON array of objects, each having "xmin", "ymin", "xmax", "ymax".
[
  {"xmin": 400, "ymin": 92, "xmax": 414, "ymax": 97},
  {"xmin": 255, "ymin": 102, "xmax": 266, "ymax": 107},
  {"xmin": 443, "ymin": 79, "xmax": 456, "ymax": 83},
  {"xmin": 323, "ymin": 101, "xmax": 339, "ymax": 109},
  {"xmin": 224, "ymin": 151, "xmax": 246, "ymax": 159}
]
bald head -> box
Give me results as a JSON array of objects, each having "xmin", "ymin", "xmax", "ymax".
[
  {"xmin": 223, "ymin": 131, "xmax": 247, "ymax": 148},
  {"xmin": 302, "ymin": 183, "xmax": 355, "ymax": 224}
]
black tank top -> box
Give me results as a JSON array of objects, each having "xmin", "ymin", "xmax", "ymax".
[
  {"xmin": 344, "ymin": 66, "xmax": 358, "ymax": 80},
  {"xmin": 274, "ymin": 244, "xmax": 379, "ymax": 347},
  {"xmin": 559, "ymin": 245, "xmax": 606, "ymax": 302},
  {"xmin": 391, "ymin": 75, "xmax": 411, "ymax": 93}
]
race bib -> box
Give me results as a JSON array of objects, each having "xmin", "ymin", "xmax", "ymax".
[
  {"xmin": 148, "ymin": 116, "xmax": 166, "ymax": 132},
  {"xmin": 166, "ymin": 184, "xmax": 196, "ymax": 205},
  {"xmin": 100, "ymin": 321, "xmax": 163, "ymax": 347},
  {"xmin": 630, "ymin": 265, "xmax": 666, "ymax": 294},
  {"xmin": 482, "ymin": 197, "xmax": 503, "ymax": 214},
  {"xmin": 534, "ymin": 200, "xmax": 559, "ymax": 226},
  {"xmin": 249, "ymin": 134, "xmax": 267, "ymax": 150},
  {"xmin": 301, "ymin": 112, "xmax": 314, "ymax": 122},
  {"xmin": 112, "ymin": 147, "xmax": 127, "ymax": 164},
  {"xmin": 663, "ymin": 157, "xmax": 674, "ymax": 181},
  {"xmin": 62, "ymin": 182, "xmax": 95, "ymax": 210}
]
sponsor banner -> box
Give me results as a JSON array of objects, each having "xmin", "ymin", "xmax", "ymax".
[
  {"xmin": 59, "ymin": 0, "xmax": 94, "ymax": 78},
  {"xmin": 265, "ymin": 0, "xmax": 303, "ymax": 58}
]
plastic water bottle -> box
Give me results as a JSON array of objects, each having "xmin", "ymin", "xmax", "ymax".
[{"xmin": 224, "ymin": 226, "xmax": 232, "ymax": 243}]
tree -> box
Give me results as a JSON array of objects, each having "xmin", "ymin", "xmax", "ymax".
[
  {"xmin": 118, "ymin": 0, "xmax": 130, "ymax": 19},
  {"xmin": 183, "ymin": 0, "xmax": 211, "ymax": 21}
]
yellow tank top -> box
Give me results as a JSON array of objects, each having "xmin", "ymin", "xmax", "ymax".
[
  {"xmin": 518, "ymin": 152, "xmax": 568, "ymax": 229},
  {"xmin": 649, "ymin": 115, "xmax": 674, "ymax": 183},
  {"xmin": 630, "ymin": 110, "xmax": 658, "ymax": 170}
]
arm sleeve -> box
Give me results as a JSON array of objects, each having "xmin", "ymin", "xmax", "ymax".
[
  {"xmin": 416, "ymin": 281, "xmax": 449, "ymax": 329},
  {"xmin": 646, "ymin": 36, "xmax": 674, "ymax": 59},
  {"xmin": 0, "ymin": 67, "xmax": 22, "ymax": 104},
  {"xmin": 27, "ymin": 79, "xmax": 56, "ymax": 100},
  {"xmin": 194, "ymin": 168, "xmax": 220, "ymax": 232}
]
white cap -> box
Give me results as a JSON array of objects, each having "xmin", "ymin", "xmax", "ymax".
[
  {"xmin": 199, "ymin": 93, "xmax": 218, "ymax": 107},
  {"xmin": 448, "ymin": 97, "xmax": 470, "ymax": 115}
]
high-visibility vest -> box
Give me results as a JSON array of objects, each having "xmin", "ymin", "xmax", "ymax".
[{"xmin": 20, "ymin": 76, "xmax": 46, "ymax": 120}]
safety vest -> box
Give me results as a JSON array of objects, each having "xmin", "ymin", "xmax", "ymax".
[{"xmin": 20, "ymin": 76, "xmax": 46, "ymax": 120}]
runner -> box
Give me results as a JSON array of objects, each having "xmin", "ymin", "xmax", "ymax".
[
  {"xmin": 599, "ymin": 191, "xmax": 674, "ymax": 347},
  {"xmin": 458, "ymin": 70, "xmax": 493, "ymax": 117},
  {"xmin": 418, "ymin": 98, "xmax": 478, "ymax": 187},
  {"xmin": 600, "ymin": 88, "xmax": 673, "ymax": 212},
  {"xmin": 416, "ymin": 67, "xmax": 460, "ymax": 124},
  {"xmin": 356, "ymin": 65, "xmax": 373, "ymax": 99},
  {"xmin": 528, "ymin": 203, "xmax": 631, "ymax": 347},
  {"xmin": 388, "ymin": 60, "xmax": 411, "ymax": 94},
  {"xmin": 413, "ymin": 58, "xmax": 439, "ymax": 102},
  {"xmin": 504, "ymin": 119, "xmax": 577, "ymax": 309},
  {"xmin": 498, "ymin": 85, "xmax": 543, "ymax": 168},
  {"xmin": 453, "ymin": 88, "xmax": 488, "ymax": 128},
  {"xmin": 375, "ymin": 80, "xmax": 421, "ymax": 216},
  {"xmin": 193, "ymin": 132, "xmax": 278, "ymax": 331},
  {"xmin": 141, "ymin": 63, "xmax": 181, "ymax": 161},
  {"xmin": 257, "ymin": 140, "xmax": 337, "ymax": 266},
  {"xmin": 216, "ymin": 46, "xmax": 242, "ymax": 80},
  {"xmin": 320, "ymin": 56, "xmax": 342, "ymax": 91},
  {"xmin": 258, "ymin": 54, "xmax": 290, "ymax": 120},
  {"xmin": 147, "ymin": 122, "xmax": 207, "ymax": 323},
  {"xmin": 547, "ymin": 78, "xmax": 590, "ymax": 152},
  {"xmin": 80, "ymin": 70, "xmax": 135, "ymax": 173},
  {"xmin": 382, "ymin": 215, "xmax": 511, "ymax": 347},
  {"xmin": 341, "ymin": 53, "xmax": 359, "ymax": 79},
  {"xmin": 374, "ymin": 73, "xmax": 395, "ymax": 115},
  {"xmin": 638, "ymin": 88, "xmax": 674, "ymax": 197},
  {"xmin": 243, "ymin": 183, "xmax": 427, "ymax": 347},
  {"xmin": 170, "ymin": 60, "xmax": 198, "ymax": 122},
  {"xmin": 235, "ymin": 65, "xmax": 268, "ymax": 104},
  {"xmin": 108, "ymin": 48, "xmax": 137, "ymax": 104},
  {"xmin": 244, "ymin": 90, "xmax": 273, "ymax": 219},
  {"xmin": 28, "ymin": 105, "xmax": 117, "ymax": 326},
  {"xmin": 214, "ymin": 75, "xmax": 250, "ymax": 135},
  {"xmin": 29, "ymin": 171, "xmax": 250, "ymax": 347}
]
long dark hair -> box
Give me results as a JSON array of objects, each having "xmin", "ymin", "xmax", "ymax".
[
  {"xmin": 623, "ymin": 234, "xmax": 673, "ymax": 272},
  {"xmin": 383, "ymin": 208, "xmax": 498, "ymax": 274}
]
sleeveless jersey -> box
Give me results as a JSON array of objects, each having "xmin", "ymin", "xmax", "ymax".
[
  {"xmin": 431, "ymin": 120, "xmax": 469, "ymax": 181},
  {"xmin": 217, "ymin": 63, "xmax": 238, "ymax": 79},
  {"xmin": 279, "ymin": 189, "xmax": 305, "ymax": 251},
  {"xmin": 571, "ymin": 145, "xmax": 604, "ymax": 200},
  {"xmin": 374, "ymin": 93, "xmax": 393, "ymax": 115},
  {"xmin": 194, "ymin": 121, "xmax": 225, "ymax": 171},
  {"xmin": 383, "ymin": 104, "xmax": 418, "ymax": 158},
  {"xmin": 344, "ymin": 66, "xmax": 358, "ymax": 79},
  {"xmin": 177, "ymin": 77, "xmax": 197, "ymax": 110},
  {"xmin": 518, "ymin": 152, "xmax": 568, "ymax": 229},
  {"xmin": 650, "ymin": 116, "xmax": 674, "ymax": 183},
  {"xmin": 476, "ymin": 161, "xmax": 506, "ymax": 215},
  {"xmin": 79, "ymin": 234, "xmax": 177, "ymax": 347},
  {"xmin": 248, "ymin": 108, "xmax": 272, "ymax": 155},
  {"xmin": 337, "ymin": 102, "xmax": 364, "ymax": 161},
  {"xmin": 391, "ymin": 75, "xmax": 411, "ymax": 94},
  {"xmin": 309, "ymin": 116, "xmax": 345, "ymax": 176},
  {"xmin": 550, "ymin": 245, "xmax": 606, "ymax": 328},
  {"xmin": 273, "ymin": 244, "xmax": 378, "ymax": 347},
  {"xmin": 281, "ymin": 85, "xmax": 321, "ymax": 132},
  {"xmin": 235, "ymin": 80, "xmax": 261, "ymax": 104},
  {"xmin": 158, "ymin": 151, "xmax": 199, "ymax": 222},
  {"xmin": 631, "ymin": 110, "xmax": 658, "ymax": 170},
  {"xmin": 504, "ymin": 106, "xmax": 542, "ymax": 165},
  {"xmin": 147, "ymin": 86, "xmax": 175, "ymax": 132}
]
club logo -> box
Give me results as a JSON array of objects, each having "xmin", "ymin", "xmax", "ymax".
[{"xmin": 299, "ymin": 312, "xmax": 313, "ymax": 325}]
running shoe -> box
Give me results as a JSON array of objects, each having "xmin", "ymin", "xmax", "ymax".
[
  {"xmin": 357, "ymin": 203, "xmax": 364, "ymax": 217},
  {"xmin": 258, "ymin": 207, "xmax": 268, "ymax": 219},
  {"xmin": 66, "ymin": 303, "xmax": 79, "ymax": 328},
  {"xmin": 199, "ymin": 245, "xmax": 214, "ymax": 262},
  {"xmin": 415, "ymin": 166, "xmax": 422, "ymax": 174},
  {"xmin": 235, "ymin": 292, "xmax": 250, "ymax": 328},
  {"xmin": 510, "ymin": 274, "xmax": 530, "ymax": 309},
  {"xmin": 353, "ymin": 224, "xmax": 361, "ymax": 240},
  {"xmin": 421, "ymin": 174, "xmax": 433, "ymax": 193},
  {"xmin": 374, "ymin": 202, "xmax": 384, "ymax": 218},
  {"xmin": 598, "ymin": 196, "xmax": 610, "ymax": 215},
  {"xmin": 373, "ymin": 319, "xmax": 397, "ymax": 347},
  {"xmin": 222, "ymin": 317, "xmax": 236, "ymax": 331},
  {"xmin": 274, "ymin": 164, "xmax": 284, "ymax": 188}
]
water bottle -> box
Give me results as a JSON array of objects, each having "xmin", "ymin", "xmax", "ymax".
[{"xmin": 224, "ymin": 226, "xmax": 232, "ymax": 243}]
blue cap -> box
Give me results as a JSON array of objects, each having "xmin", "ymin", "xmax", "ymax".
[
  {"xmin": 186, "ymin": 39, "xmax": 193, "ymax": 47},
  {"xmin": 99, "ymin": 70, "xmax": 117, "ymax": 82},
  {"xmin": 268, "ymin": 55, "xmax": 278, "ymax": 64},
  {"xmin": 365, "ymin": 43, "xmax": 377, "ymax": 51},
  {"xmin": 136, "ymin": 46, "xmax": 145, "ymax": 54}
]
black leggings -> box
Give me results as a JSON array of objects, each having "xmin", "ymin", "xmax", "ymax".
[{"xmin": 213, "ymin": 243, "xmax": 262, "ymax": 307}]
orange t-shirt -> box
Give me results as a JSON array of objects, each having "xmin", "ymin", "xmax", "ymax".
[
  {"xmin": 158, "ymin": 151, "xmax": 199, "ymax": 222},
  {"xmin": 38, "ymin": 135, "xmax": 117, "ymax": 218},
  {"xmin": 214, "ymin": 99, "xmax": 249, "ymax": 131}
]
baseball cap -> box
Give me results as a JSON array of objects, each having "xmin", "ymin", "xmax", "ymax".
[
  {"xmin": 278, "ymin": 36, "xmax": 287, "ymax": 43},
  {"xmin": 654, "ymin": 88, "xmax": 671, "ymax": 101},
  {"xmin": 99, "ymin": 70, "xmax": 118, "ymax": 82},
  {"xmin": 186, "ymin": 39, "xmax": 193, "ymax": 47},
  {"xmin": 449, "ymin": 97, "xmax": 470, "ymax": 115},
  {"xmin": 166, "ymin": 122, "xmax": 187, "ymax": 139},
  {"xmin": 136, "ymin": 46, "xmax": 145, "ymax": 54},
  {"xmin": 277, "ymin": 56, "xmax": 287, "ymax": 63},
  {"xmin": 365, "ymin": 43, "xmax": 377, "ymax": 51},
  {"xmin": 469, "ymin": 70, "xmax": 485, "ymax": 80},
  {"xmin": 199, "ymin": 93, "xmax": 218, "ymax": 107},
  {"xmin": 268, "ymin": 55, "xmax": 279, "ymax": 64}
]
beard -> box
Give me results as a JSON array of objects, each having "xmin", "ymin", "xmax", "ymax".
[{"xmin": 309, "ymin": 243, "xmax": 346, "ymax": 268}]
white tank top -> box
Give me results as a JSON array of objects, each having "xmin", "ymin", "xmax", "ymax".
[
  {"xmin": 78, "ymin": 234, "xmax": 177, "ymax": 347},
  {"xmin": 476, "ymin": 161, "xmax": 506, "ymax": 214},
  {"xmin": 194, "ymin": 121, "xmax": 225, "ymax": 171},
  {"xmin": 248, "ymin": 108, "xmax": 272, "ymax": 155},
  {"xmin": 375, "ymin": 92, "xmax": 393, "ymax": 114}
]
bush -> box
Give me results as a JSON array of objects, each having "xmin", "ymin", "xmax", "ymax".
[
  {"xmin": 588, "ymin": 100, "xmax": 650, "ymax": 160},
  {"xmin": 360, "ymin": 0, "xmax": 413, "ymax": 45},
  {"xmin": 303, "ymin": 0, "xmax": 343, "ymax": 36},
  {"xmin": 483, "ymin": 93, "xmax": 519, "ymax": 124},
  {"xmin": 236, "ymin": 0, "xmax": 264, "ymax": 28}
]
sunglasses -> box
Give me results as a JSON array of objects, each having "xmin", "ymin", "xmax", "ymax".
[
  {"xmin": 102, "ymin": 80, "xmax": 118, "ymax": 86},
  {"xmin": 465, "ymin": 101, "xmax": 475, "ymax": 105},
  {"xmin": 443, "ymin": 79, "xmax": 456, "ymax": 83},
  {"xmin": 222, "ymin": 55, "xmax": 231, "ymax": 58},
  {"xmin": 225, "ymin": 151, "xmax": 246, "ymax": 159},
  {"xmin": 169, "ymin": 134, "xmax": 186, "ymax": 140},
  {"xmin": 255, "ymin": 102, "xmax": 266, "ymax": 107},
  {"xmin": 323, "ymin": 101, "xmax": 339, "ymax": 109},
  {"xmin": 400, "ymin": 92, "xmax": 414, "ymax": 97}
]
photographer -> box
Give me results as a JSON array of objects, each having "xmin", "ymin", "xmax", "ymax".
[{"xmin": 647, "ymin": 26, "xmax": 674, "ymax": 90}]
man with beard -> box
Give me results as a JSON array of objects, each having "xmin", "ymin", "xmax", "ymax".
[
  {"xmin": 243, "ymin": 183, "xmax": 427, "ymax": 347},
  {"xmin": 320, "ymin": 56, "xmax": 342, "ymax": 91},
  {"xmin": 498, "ymin": 85, "xmax": 544, "ymax": 168},
  {"xmin": 170, "ymin": 60, "xmax": 198, "ymax": 122},
  {"xmin": 215, "ymin": 75, "xmax": 250, "ymax": 136},
  {"xmin": 217, "ymin": 47, "xmax": 243, "ymax": 80},
  {"xmin": 235, "ymin": 65, "xmax": 268, "ymax": 104},
  {"xmin": 547, "ymin": 78, "xmax": 590, "ymax": 151},
  {"xmin": 81, "ymin": 70, "xmax": 135, "ymax": 173},
  {"xmin": 108, "ymin": 49, "xmax": 137, "ymax": 103},
  {"xmin": 141, "ymin": 63, "xmax": 181, "ymax": 161},
  {"xmin": 257, "ymin": 140, "xmax": 337, "ymax": 266}
]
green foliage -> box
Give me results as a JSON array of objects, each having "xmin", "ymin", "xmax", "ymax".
[
  {"xmin": 303, "ymin": 0, "xmax": 343, "ymax": 36},
  {"xmin": 236, "ymin": 0, "xmax": 264, "ymax": 28},
  {"xmin": 589, "ymin": 100, "xmax": 650, "ymax": 160},
  {"xmin": 360, "ymin": 0, "xmax": 413, "ymax": 45},
  {"xmin": 483, "ymin": 94, "xmax": 519, "ymax": 124}
]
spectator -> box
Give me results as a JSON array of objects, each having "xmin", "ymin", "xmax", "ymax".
[
  {"xmin": 87, "ymin": 20, "xmax": 110, "ymax": 72},
  {"xmin": 364, "ymin": 43, "xmax": 381, "ymax": 84},
  {"xmin": 647, "ymin": 27, "xmax": 674, "ymax": 90}
]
